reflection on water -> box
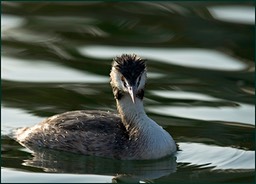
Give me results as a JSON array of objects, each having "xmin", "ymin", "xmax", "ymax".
[
  {"xmin": 2, "ymin": 136, "xmax": 177, "ymax": 183},
  {"xmin": 148, "ymin": 103, "xmax": 255, "ymax": 124},
  {"xmin": 1, "ymin": 1, "xmax": 255, "ymax": 183},
  {"xmin": 208, "ymin": 5, "xmax": 255, "ymax": 25},
  {"xmin": 78, "ymin": 46, "xmax": 247, "ymax": 71},
  {"xmin": 1, "ymin": 15, "xmax": 25, "ymax": 31},
  {"xmin": 2, "ymin": 169, "xmax": 114, "ymax": 183},
  {"xmin": 2, "ymin": 56, "xmax": 108, "ymax": 83},
  {"xmin": 177, "ymin": 142, "xmax": 254, "ymax": 170}
]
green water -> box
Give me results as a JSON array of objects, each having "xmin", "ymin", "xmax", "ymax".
[{"xmin": 1, "ymin": 2, "xmax": 255, "ymax": 183}]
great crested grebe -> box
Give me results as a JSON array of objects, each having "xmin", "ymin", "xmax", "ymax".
[{"xmin": 15, "ymin": 54, "xmax": 177, "ymax": 160}]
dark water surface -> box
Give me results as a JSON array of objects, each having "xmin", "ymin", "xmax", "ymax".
[{"xmin": 1, "ymin": 2, "xmax": 255, "ymax": 183}]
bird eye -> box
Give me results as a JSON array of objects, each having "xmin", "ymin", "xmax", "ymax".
[
  {"xmin": 121, "ymin": 75, "xmax": 125, "ymax": 82},
  {"xmin": 121, "ymin": 76, "xmax": 127, "ymax": 88}
]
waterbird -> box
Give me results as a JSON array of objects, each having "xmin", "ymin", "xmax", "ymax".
[{"xmin": 15, "ymin": 54, "xmax": 177, "ymax": 160}]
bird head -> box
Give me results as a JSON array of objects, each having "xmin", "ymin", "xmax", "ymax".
[{"xmin": 110, "ymin": 54, "xmax": 147, "ymax": 103}]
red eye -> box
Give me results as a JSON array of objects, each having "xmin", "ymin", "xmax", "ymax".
[
  {"xmin": 121, "ymin": 76, "xmax": 127, "ymax": 88},
  {"xmin": 121, "ymin": 76, "xmax": 125, "ymax": 82}
]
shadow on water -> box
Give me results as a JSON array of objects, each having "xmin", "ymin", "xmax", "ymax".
[{"xmin": 1, "ymin": 1, "xmax": 255, "ymax": 183}]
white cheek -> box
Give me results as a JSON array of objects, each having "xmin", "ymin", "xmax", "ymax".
[
  {"xmin": 137, "ymin": 73, "xmax": 146, "ymax": 90},
  {"xmin": 110, "ymin": 68, "xmax": 123, "ymax": 90}
]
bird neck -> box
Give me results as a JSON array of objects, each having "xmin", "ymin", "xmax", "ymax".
[
  {"xmin": 115, "ymin": 93, "xmax": 163, "ymax": 140},
  {"xmin": 116, "ymin": 93, "xmax": 176, "ymax": 159}
]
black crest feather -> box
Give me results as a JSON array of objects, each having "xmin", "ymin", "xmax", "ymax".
[{"xmin": 113, "ymin": 54, "xmax": 146, "ymax": 85}]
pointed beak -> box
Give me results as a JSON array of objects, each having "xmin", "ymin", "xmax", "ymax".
[{"xmin": 127, "ymin": 85, "xmax": 136, "ymax": 104}]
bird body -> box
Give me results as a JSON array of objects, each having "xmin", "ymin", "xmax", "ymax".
[{"xmin": 15, "ymin": 54, "xmax": 177, "ymax": 160}]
